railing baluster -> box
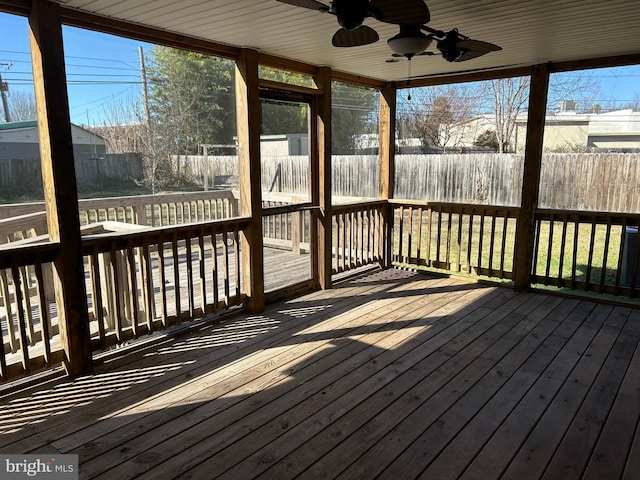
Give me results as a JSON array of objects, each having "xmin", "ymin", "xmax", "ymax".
[
  {"xmin": 234, "ymin": 227, "xmax": 241, "ymax": 300},
  {"xmin": 126, "ymin": 241, "xmax": 140, "ymax": 337},
  {"xmin": 11, "ymin": 264, "xmax": 30, "ymax": 373},
  {"xmin": 477, "ymin": 208, "xmax": 485, "ymax": 271},
  {"xmin": 407, "ymin": 207, "xmax": 413, "ymax": 264},
  {"xmin": 109, "ymin": 246, "xmax": 124, "ymax": 342},
  {"xmin": 0, "ymin": 270, "xmax": 18, "ymax": 353},
  {"xmin": 466, "ymin": 209, "xmax": 474, "ymax": 274},
  {"xmin": 436, "ymin": 206, "xmax": 442, "ymax": 265},
  {"xmin": 172, "ymin": 232, "xmax": 181, "ymax": 321},
  {"xmin": 158, "ymin": 235, "xmax": 168, "ymax": 327},
  {"xmin": 533, "ymin": 216, "xmax": 542, "ymax": 283},
  {"xmin": 599, "ymin": 218, "xmax": 612, "ymax": 293},
  {"xmin": 499, "ymin": 213, "xmax": 509, "ymax": 278},
  {"xmin": 185, "ymin": 234, "xmax": 195, "ymax": 319},
  {"xmin": 211, "ymin": 232, "xmax": 219, "ymax": 308},
  {"xmin": 585, "ymin": 216, "xmax": 598, "ymax": 291},
  {"xmin": 142, "ymin": 242, "xmax": 155, "ymax": 332},
  {"xmin": 545, "ymin": 214, "xmax": 555, "ymax": 285},
  {"xmin": 426, "ymin": 207, "xmax": 432, "ymax": 267},
  {"xmin": 222, "ymin": 230, "xmax": 230, "ymax": 306},
  {"xmin": 456, "ymin": 211, "xmax": 463, "ymax": 273},
  {"xmin": 445, "ymin": 210, "xmax": 452, "ymax": 270},
  {"xmin": 571, "ymin": 214, "xmax": 579, "ymax": 290},
  {"xmin": 33, "ymin": 257, "xmax": 52, "ymax": 363},
  {"xmin": 199, "ymin": 229, "xmax": 207, "ymax": 312},
  {"xmin": 488, "ymin": 213, "xmax": 497, "ymax": 276},
  {"xmin": 89, "ymin": 247, "xmax": 106, "ymax": 346},
  {"xmin": 18, "ymin": 266, "xmax": 35, "ymax": 344},
  {"xmin": 614, "ymin": 218, "xmax": 628, "ymax": 294},
  {"xmin": 558, "ymin": 214, "xmax": 569, "ymax": 284},
  {"xmin": 397, "ymin": 206, "xmax": 404, "ymax": 264}
]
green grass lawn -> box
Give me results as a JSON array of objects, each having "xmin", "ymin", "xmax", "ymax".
[{"xmin": 393, "ymin": 211, "xmax": 636, "ymax": 289}]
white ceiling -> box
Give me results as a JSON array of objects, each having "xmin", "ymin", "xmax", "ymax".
[{"xmin": 59, "ymin": 0, "xmax": 640, "ymax": 82}]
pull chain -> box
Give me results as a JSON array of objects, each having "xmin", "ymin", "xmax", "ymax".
[{"xmin": 406, "ymin": 58, "xmax": 412, "ymax": 101}]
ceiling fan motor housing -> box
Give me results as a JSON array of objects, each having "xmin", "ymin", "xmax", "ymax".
[
  {"xmin": 333, "ymin": 0, "xmax": 370, "ymax": 31},
  {"xmin": 437, "ymin": 30, "xmax": 463, "ymax": 62}
]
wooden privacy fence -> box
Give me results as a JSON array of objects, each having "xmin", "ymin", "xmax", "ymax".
[
  {"xmin": 539, "ymin": 153, "xmax": 640, "ymax": 213},
  {"xmin": 0, "ymin": 153, "xmax": 143, "ymax": 192},
  {"xmin": 181, "ymin": 152, "xmax": 640, "ymax": 212},
  {"xmin": 395, "ymin": 154, "xmax": 524, "ymax": 206}
]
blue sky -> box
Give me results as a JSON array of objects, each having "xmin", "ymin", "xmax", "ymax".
[
  {"xmin": 1, "ymin": 12, "xmax": 149, "ymax": 125},
  {"xmin": 1, "ymin": 10, "xmax": 640, "ymax": 125}
]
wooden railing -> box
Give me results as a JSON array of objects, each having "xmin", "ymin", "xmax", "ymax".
[
  {"xmin": 0, "ymin": 217, "xmax": 248, "ymax": 381},
  {"xmin": 5, "ymin": 193, "xmax": 640, "ymax": 382},
  {"xmin": 262, "ymin": 193, "xmax": 312, "ymax": 253},
  {"xmin": 331, "ymin": 200, "xmax": 386, "ymax": 274},
  {"xmin": 390, "ymin": 200, "xmax": 519, "ymax": 280},
  {"xmin": 0, "ymin": 242, "xmax": 62, "ymax": 380},
  {"xmin": 0, "ymin": 190, "xmax": 238, "ymax": 228},
  {"xmin": 533, "ymin": 209, "xmax": 640, "ymax": 296}
]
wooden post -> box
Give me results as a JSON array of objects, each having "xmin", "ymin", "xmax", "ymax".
[
  {"xmin": 379, "ymin": 85, "xmax": 397, "ymax": 268},
  {"xmin": 235, "ymin": 48, "xmax": 264, "ymax": 312},
  {"xmin": 312, "ymin": 66, "xmax": 332, "ymax": 289},
  {"xmin": 513, "ymin": 64, "xmax": 550, "ymax": 291},
  {"xmin": 29, "ymin": 0, "xmax": 93, "ymax": 376}
]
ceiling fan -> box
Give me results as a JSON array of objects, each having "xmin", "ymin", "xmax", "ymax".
[
  {"xmin": 386, "ymin": 25, "xmax": 502, "ymax": 63},
  {"xmin": 275, "ymin": 0, "xmax": 431, "ymax": 47},
  {"xmin": 275, "ymin": 0, "xmax": 501, "ymax": 63}
]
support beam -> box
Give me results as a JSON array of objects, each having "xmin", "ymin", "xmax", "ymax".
[
  {"xmin": 313, "ymin": 66, "xmax": 332, "ymax": 289},
  {"xmin": 513, "ymin": 64, "xmax": 550, "ymax": 291},
  {"xmin": 29, "ymin": 0, "xmax": 92, "ymax": 376},
  {"xmin": 379, "ymin": 85, "xmax": 397, "ymax": 268},
  {"xmin": 235, "ymin": 48, "xmax": 264, "ymax": 312}
]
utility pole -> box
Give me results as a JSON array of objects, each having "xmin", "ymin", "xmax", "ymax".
[
  {"xmin": 0, "ymin": 62, "xmax": 12, "ymax": 123},
  {"xmin": 138, "ymin": 46, "xmax": 156, "ymax": 194}
]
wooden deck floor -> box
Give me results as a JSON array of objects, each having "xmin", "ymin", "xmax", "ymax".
[{"xmin": 1, "ymin": 268, "xmax": 639, "ymax": 479}]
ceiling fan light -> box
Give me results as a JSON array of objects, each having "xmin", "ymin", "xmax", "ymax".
[{"xmin": 387, "ymin": 33, "xmax": 432, "ymax": 56}]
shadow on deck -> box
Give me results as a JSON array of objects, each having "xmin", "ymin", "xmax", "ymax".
[{"xmin": 1, "ymin": 268, "xmax": 639, "ymax": 479}]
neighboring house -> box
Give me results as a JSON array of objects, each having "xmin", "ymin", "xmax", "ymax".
[
  {"xmin": 260, "ymin": 134, "xmax": 308, "ymax": 156},
  {"xmin": 517, "ymin": 108, "xmax": 640, "ymax": 152},
  {"xmin": 0, "ymin": 120, "xmax": 107, "ymax": 160}
]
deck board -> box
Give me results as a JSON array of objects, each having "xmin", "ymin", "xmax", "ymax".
[{"xmin": 1, "ymin": 268, "xmax": 639, "ymax": 480}]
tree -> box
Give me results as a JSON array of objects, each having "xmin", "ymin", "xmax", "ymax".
[
  {"xmin": 474, "ymin": 129, "xmax": 499, "ymax": 150},
  {"xmin": 147, "ymin": 47, "xmax": 236, "ymax": 155},
  {"xmin": 489, "ymin": 77, "xmax": 529, "ymax": 153},
  {"xmin": 486, "ymin": 73, "xmax": 600, "ymax": 153},
  {"xmin": 401, "ymin": 84, "xmax": 480, "ymax": 152},
  {"xmin": 259, "ymin": 66, "xmax": 309, "ymax": 136},
  {"xmin": 8, "ymin": 90, "xmax": 37, "ymax": 121},
  {"xmin": 332, "ymin": 82, "xmax": 378, "ymax": 154}
]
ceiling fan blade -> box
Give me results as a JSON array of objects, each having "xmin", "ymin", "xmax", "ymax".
[
  {"xmin": 332, "ymin": 25, "xmax": 379, "ymax": 47},
  {"xmin": 455, "ymin": 39, "xmax": 502, "ymax": 62},
  {"xmin": 275, "ymin": 0, "xmax": 330, "ymax": 12},
  {"xmin": 368, "ymin": 0, "xmax": 430, "ymax": 25}
]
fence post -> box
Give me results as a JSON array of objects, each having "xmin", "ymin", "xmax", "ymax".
[{"xmin": 514, "ymin": 64, "xmax": 550, "ymax": 291}]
